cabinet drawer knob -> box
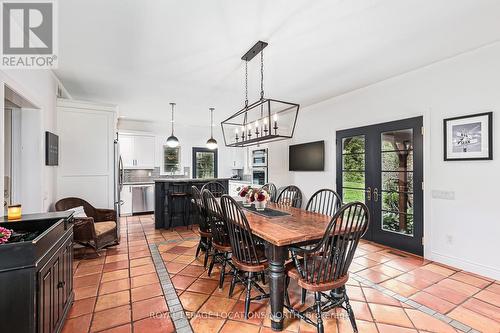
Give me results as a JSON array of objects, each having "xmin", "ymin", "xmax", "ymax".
[{"xmin": 57, "ymin": 281, "xmax": 65, "ymax": 289}]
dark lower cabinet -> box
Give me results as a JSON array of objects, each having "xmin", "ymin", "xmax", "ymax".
[
  {"xmin": 38, "ymin": 235, "xmax": 73, "ymax": 333},
  {"xmin": 0, "ymin": 212, "xmax": 74, "ymax": 333}
]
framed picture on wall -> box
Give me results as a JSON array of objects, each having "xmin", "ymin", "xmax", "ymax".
[{"xmin": 443, "ymin": 112, "xmax": 493, "ymax": 161}]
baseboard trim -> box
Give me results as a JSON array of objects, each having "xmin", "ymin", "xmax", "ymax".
[{"xmin": 430, "ymin": 251, "xmax": 500, "ymax": 280}]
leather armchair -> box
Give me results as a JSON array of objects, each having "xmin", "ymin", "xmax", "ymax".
[{"xmin": 55, "ymin": 197, "xmax": 119, "ymax": 253}]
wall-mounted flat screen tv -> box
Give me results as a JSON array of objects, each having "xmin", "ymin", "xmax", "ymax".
[{"xmin": 289, "ymin": 140, "xmax": 325, "ymax": 171}]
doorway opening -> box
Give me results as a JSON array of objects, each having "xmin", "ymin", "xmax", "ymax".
[{"xmin": 3, "ymin": 85, "xmax": 41, "ymax": 214}]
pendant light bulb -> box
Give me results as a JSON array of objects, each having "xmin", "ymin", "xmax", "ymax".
[
  {"xmin": 206, "ymin": 107, "xmax": 218, "ymax": 150},
  {"xmin": 166, "ymin": 102, "xmax": 179, "ymax": 148}
]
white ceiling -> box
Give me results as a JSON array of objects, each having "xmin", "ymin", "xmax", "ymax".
[{"xmin": 56, "ymin": 0, "xmax": 500, "ymax": 126}]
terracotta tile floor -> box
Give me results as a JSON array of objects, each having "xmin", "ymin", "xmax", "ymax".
[{"xmin": 64, "ymin": 215, "xmax": 500, "ymax": 333}]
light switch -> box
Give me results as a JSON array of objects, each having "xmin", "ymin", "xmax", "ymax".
[{"xmin": 431, "ymin": 190, "xmax": 455, "ymax": 200}]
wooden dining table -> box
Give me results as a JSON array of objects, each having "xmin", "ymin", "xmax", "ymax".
[{"xmin": 230, "ymin": 201, "xmax": 333, "ymax": 331}]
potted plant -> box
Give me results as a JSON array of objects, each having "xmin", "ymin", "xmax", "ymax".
[
  {"xmin": 254, "ymin": 188, "xmax": 270, "ymax": 211},
  {"xmin": 237, "ymin": 185, "xmax": 254, "ymax": 207}
]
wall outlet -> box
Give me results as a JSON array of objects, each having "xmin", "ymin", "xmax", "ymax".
[{"xmin": 431, "ymin": 190, "xmax": 455, "ymax": 200}]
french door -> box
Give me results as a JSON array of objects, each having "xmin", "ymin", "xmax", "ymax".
[{"xmin": 336, "ymin": 117, "xmax": 423, "ymax": 255}]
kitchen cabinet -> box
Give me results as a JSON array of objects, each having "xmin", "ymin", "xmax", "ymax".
[
  {"xmin": 120, "ymin": 133, "xmax": 155, "ymax": 169},
  {"xmin": 120, "ymin": 185, "xmax": 132, "ymax": 216},
  {"xmin": 230, "ymin": 148, "xmax": 244, "ymax": 169}
]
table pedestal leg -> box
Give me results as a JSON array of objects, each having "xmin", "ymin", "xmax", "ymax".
[{"xmin": 265, "ymin": 243, "xmax": 287, "ymax": 331}]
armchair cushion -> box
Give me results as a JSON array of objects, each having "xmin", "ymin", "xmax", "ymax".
[{"xmin": 94, "ymin": 221, "xmax": 116, "ymax": 236}]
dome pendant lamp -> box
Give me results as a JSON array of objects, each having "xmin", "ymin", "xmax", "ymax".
[
  {"xmin": 166, "ymin": 102, "xmax": 179, "ymax": 148},
  {"xmin": 206, "ymin": 107, "xmax": 218, "ymax": 150}
]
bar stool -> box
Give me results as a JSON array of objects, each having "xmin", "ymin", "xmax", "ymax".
[{"xmin": 167, "ymin": 182, "xmax": 191, "ymax": 230}]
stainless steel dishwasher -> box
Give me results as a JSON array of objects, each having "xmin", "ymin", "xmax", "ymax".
[{"xmin": 132, "ymin": 185, "xmax": 155, "ymax": 214}]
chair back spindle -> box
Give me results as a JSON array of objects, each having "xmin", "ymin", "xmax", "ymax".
[{"xmin": 261, "ymin": 183, "xmax": 278, "ymax": 202}]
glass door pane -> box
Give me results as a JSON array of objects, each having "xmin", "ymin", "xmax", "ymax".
[
  {"xmin": 341, "ymin": 135, "xmax": 366, "ymax": 203},
  {"xmin": 195, "ymin": 151, "xmax": 215, "ymax": 179},
  {"xmin": 380, "ymin": 129, "xmax": 414, "ymax": 236}
]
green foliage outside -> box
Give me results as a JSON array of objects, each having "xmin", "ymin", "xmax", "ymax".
[{"xmin": 196, "ymin": 152, "xmax": 215, "ymax": 179}]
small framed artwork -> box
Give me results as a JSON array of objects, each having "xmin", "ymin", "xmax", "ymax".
[
  {"xmin": 443, "ymin": 112, "xmax": 493, "ymax": 161},
  {"xmin": 45, "ymin": 131, "xmax": 59, "ymax": 166}
]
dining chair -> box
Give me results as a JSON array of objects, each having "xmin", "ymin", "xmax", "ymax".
[
  {"xmin": 191, "ymin": 186, "xmax": 212, "ymax": 268},
  {"xmin": 202, "ymin": 189, "xmax": 233, "ymax": 288},
  {"xmin": 261, "ymin": 182, "xmax": 278, "ymax": 202},
  {"xmin": 306, "ymin": 189, "xmax": 342, "ymax": 216},
  {"xmin": 201, "ymin": 181, "xmax": 227, "ymax": 198},
  {"xmin": 220, "ymin": 195, "xmax": 270, "ymax": 319},
  {"xmin": 298, "ymin": 188, "xmax": 343, "ymax": 303},
  {"xmin": 276, "ymin": 185, "xmax": 303, "ymax": 208},
  {"xmin": 284, "ymin": 201, "xmax": 370, "ymax": 333}
]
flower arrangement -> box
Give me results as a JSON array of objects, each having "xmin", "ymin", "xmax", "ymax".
[
  {"xmin": 253, "ymin": 188, "xmax": 270, "ymax": 202},
  {"xmin": 237, "ymin": 185, "xmax": 255, "ymax": 206},
  {"xmin": 0, "ymin": 227, "xmax": 13, "ymax": 244}
]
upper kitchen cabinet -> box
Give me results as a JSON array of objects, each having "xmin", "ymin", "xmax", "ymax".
[
  {"xmin": 119, "ymin": 133, "xmax": 156, "ymax": 169},
  {"xmin": 230, "ymin": 148, "xmax": 244, "ymax": 169}
]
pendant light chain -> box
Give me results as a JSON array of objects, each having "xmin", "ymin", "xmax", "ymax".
[
  {"xmin": 244, "ymin": 60, "xmax": 249, "ymax": 108},
  {"xmin": 170, "ymin": 102, "xmax": 175, "ymax": 135},
  {"xmin": 210, "ymin": 108, "xmax": 214, "ymax": 138},
  {"xmin": 260, "ymin": 48, "xmax": 264, "ymax": 100}
]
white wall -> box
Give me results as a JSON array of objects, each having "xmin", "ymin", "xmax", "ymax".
[
  {"xmin": 0, "ymin": 70, "xmax": 61, "ymax": 213},
  {"xmin": 273, "ymin": 42, "xmax": 500, "ymax": 279}
]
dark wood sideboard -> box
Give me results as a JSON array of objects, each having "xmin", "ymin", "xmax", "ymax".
[{"xmin": 0, "ymin": 212, "xmax": 74, "ymax": 333}]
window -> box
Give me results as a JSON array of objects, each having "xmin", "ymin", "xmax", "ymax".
[
  {"xmin": 163, "ymin": 146, "xmax": 180, "ymax": 173},
  {"xmin": 192, "ymin": 147, "xmax": 218, "ymax": 179}
]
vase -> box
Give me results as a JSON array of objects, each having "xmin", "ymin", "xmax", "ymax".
[
  {"xmin": 243, "ymin": 196, "xmax": 252, "ymax": 207},
  {"xmin": 255, "ymin": 200, "xmax": 266, "ymax": 211}
]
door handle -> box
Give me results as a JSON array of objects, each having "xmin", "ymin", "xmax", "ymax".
[
  {"xmin": 373, "ymin": 188, "xmax": 379, "ymax": 202},
  {"xmin": 366, "ymin": 187, "xmax": 372, "ymax": 201}
]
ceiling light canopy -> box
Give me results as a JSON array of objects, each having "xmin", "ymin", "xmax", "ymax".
[
  {"xmin": 166, "ymin": 102, "xmax": 179, "ymax": 148},
  {"xmin": 221, "ymin": 41, "xmax": 299, "ymax": 147},
  {"xmin": 206, "ymin": 107, "xmax": 218, "ymax": 150}
]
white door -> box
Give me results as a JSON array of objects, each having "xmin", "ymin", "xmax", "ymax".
[
  {"xmin": 134, "ymin": 135, "xmax": 155, "ymax": 168},
  {"xmin": 57, "ymin": 99, "xmax": 117, "ymax": 208},
  {"xmin": 119, "ymin": 134, "xmax": 135, "ymax": 167}
]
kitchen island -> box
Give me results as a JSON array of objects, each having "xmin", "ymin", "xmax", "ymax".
[{"xmin": 154, "ymin": 178, "xmax": 229, "ymax": 229}]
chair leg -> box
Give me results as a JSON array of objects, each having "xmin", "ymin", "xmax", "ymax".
[
  {"xmin": 344, "ymin": 289, "xmax": 358, "ymax": 333},
  {"xmin": 260, "ymin": 272, "xmax": 266, "ymax": 285},
  {"xmin": 208, "ymin": 249, "xmax": 217, "ymax": 277},
  {"xmin": 195, "ymin": 239, "xmax": 202, "ymax": 258},
  {"xmin": 219, "ymin": 252, "xmax": 228, "ymax": 289},
  {"xmin": 301, "ymin": 288, "xmax": 307, "ymax": 304},
  {"xmin": 315, "ymin": 292, "xmax": 324, "ymax": 333},
  {"xmin": 203, "ymin": 239, "xmax": 211, "ymax": 268},
  {"xmin": 228, "ymin": 267, "xmax": 238, "ymax": 297},
  {"xmin": 284, "ymin": 276, "xmax": 291, "ymax": 306},
  {"xmin": 244, "ymin": 272, "xmax": 253, "ymax": 320}
]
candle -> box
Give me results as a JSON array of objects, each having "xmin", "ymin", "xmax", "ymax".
[
  {"xmin": 247, "ymin": 124, "xmax": 252, "ymax": 138},
  {"xmin": 235, "ymin": 128, "xmax": 239, "ymax": 142},
  {"xmin": 241, "ymin": 126, "xmax": 245, "ymax": 140},
  {"xmin": 8, "ymin": 204, "xmax": 22, "ymax": 220},
  {"xmin": 273, "ymin": 114, "xmax": 278, "ymax": 134},
  {"xmin": 255, "ymin": 121, "xmax": 260, "ymax": 136}
]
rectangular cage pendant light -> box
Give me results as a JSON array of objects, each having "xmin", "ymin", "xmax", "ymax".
[{"xmin": 221, "ymin": 41, "xmax": 300, "ymax": 147}]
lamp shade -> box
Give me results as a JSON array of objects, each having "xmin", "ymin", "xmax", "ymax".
[
  {"xmin": 166, "ymin": 135, "xmax": 179, "ymax": 148},
  {"xmin": 206, "ymin": 137, "xmax": 218, "ymax": 150}
]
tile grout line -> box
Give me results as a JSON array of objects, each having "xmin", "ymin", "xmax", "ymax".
[
  {"xmin": 149, "ymin": 243, "xmax": 193, "ymax": 333},
  {"xmin": 350, "ymin": 272, "xmax": 477, "ymax": 332}
]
